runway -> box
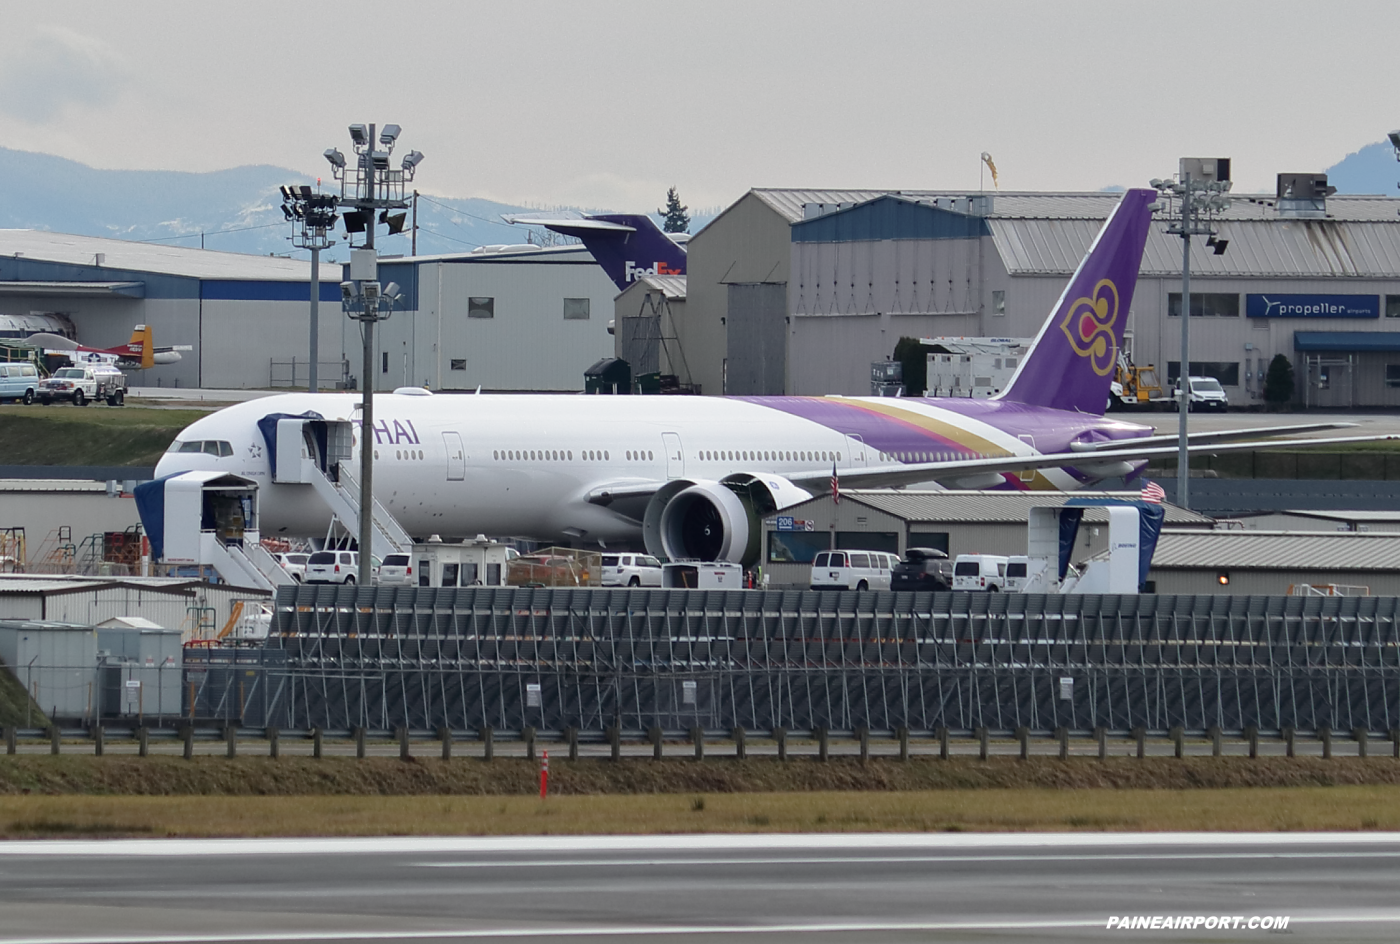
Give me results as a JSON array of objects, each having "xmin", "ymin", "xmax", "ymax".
[{"xmin": 0, "ymin": 833, "xmax": 1398, "ymax": 943}]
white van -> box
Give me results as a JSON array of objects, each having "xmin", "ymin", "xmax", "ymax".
[
  {"xmin": 1004, "ymin": 555, "xmax": 1031, "ymax": 593},
  {"xmin": 810, "ymin": 550, "xmax": 899, "ymax": 591},
  {"xmin": 0, "ymin": 362, "xmax": 39, "ymax": 404},
  {"xmin": 953, "ymin": 554, "xmax": 1010, "ymax": 592}
]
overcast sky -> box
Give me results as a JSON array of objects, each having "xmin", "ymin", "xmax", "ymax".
[{"xmin": 0, "ymin": 0, "xmax": 1395, "ymax": 212}]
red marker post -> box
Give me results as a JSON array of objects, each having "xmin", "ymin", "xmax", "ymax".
[{"xmin": 539, "ymin": 750, "xmax": 549, "ymax": 799}]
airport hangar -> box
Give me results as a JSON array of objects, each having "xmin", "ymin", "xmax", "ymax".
[
  {"xmin": 0, "ymin": 230, "xmax": 617, "ymax": 392},
  {"xmin": 653, "ymin": 182, "xmax": 1400, "ymax": 407}
]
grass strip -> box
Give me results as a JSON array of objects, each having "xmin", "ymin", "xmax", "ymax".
[
  {"xmin": 0, "ymin": 405, "xmax": 209, "ymax": 467},
  {"xmin": 1, "ymin": 786, "xmax": 1399, "ymax": 837}
]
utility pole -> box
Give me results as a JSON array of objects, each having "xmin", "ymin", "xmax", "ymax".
[
  {"xmin": 412, "ymin": 190, "xmax": 418, "ymax": 257},
  {"xmin": 1177, "ymin": 172, "xmax": 1191, "ymax": 511}
]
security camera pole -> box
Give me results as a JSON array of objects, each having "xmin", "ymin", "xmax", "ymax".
[
  {"xmin": 324, "ymin": 123, "xmax": 423, "ymax": 579},
  {"xmin": 1149, "ymin": 160, "xmax": 1230, "ymax": 511}
]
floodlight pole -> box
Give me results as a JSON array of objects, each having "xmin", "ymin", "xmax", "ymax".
[
  {"xmin": 309, "ymin": 248, "xmax": 320, "ymax": 393},
  {"xmin": 1177, "ymin": 173, "xmax": 1191, "ymax": 511},
  {"xmin": 359, "ymin": 124, "xmax": 377, "ymax": 581}
]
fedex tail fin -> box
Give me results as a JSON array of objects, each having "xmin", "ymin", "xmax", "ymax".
[
  {"xmin": 502, "ymin": 212, "xmax": 686, "ymax": 290},
  {"xmin": 998, "ymin": 188, "xmax": 1154, "ymax": 414}
]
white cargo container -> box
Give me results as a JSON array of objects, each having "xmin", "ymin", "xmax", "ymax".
[{"xmin": 662, "ymin": 561, "xmax": 745, "ymax": 589}]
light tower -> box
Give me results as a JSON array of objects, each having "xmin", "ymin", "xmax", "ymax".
[
  {"xmin": 1148, "ymin": 158, "xmax": 1232, "ymax": 511},
  {"xmin": 280, "ymin": 185, "xmax": 339, "ymax": 392},
  {"xmin": 322, "ymin": 123, "xmax": 424, "ymax": 579}
]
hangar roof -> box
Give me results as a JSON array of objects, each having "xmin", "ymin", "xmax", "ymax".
[
  {"xmin": 751, "ymin": 188, "xmax": 1400, "ymax": 279},
  {"xmin": 0, "ymin": 230, "xmax": 315, "ymax": 281},
  {"xmin": 1152, "ymin": 529, "xmax": 1400, "ymax": 571}
]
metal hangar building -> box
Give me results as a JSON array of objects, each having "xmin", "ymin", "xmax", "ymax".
[
  {"xmin": 679, "ymin": 184, "xmax": 1400, "ymax": 406},
  {"xmin": 0, "ymin": 231, "xmax": 617, "ymax": 392}
]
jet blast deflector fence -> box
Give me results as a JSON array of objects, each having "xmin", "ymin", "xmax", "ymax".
[{"xmin": 260, "ymin": 586, "xmax": 1400, "ymax": 736}]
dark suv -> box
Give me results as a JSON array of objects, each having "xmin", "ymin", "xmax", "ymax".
[{"xmin": 891, "ymin": 547, "xmax": 952, "ymax": 592}]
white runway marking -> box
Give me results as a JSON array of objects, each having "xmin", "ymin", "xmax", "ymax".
[
  {"xmin": 409, "ymin": 850, "xmax": 1400, "ymax": 869},
  {"xmin": 7, "ymin": 913, "xmax": 1400, "ymax": 944},
  {"xmin": 2, "ymin": 831, "xmax": 1399, "ymax": 858}
]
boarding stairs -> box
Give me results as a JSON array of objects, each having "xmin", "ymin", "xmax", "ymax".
[{"xmin": 269, "ymin": 416, "xmax": 411, "ymax": 561}]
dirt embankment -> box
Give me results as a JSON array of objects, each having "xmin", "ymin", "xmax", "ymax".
[{"xmin": 3, "ymin": 755, "xmax": 1400, "ymax": 796}]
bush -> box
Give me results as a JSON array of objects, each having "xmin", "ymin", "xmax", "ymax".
[{"xmin": 1263, "ymin": 354, "xmax": 1294, "ymax": 407}]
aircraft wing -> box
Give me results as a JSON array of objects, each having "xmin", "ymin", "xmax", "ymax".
[
  {"xmin": 156, "ymin": 345, "xmax": 194, "ymax": 353},
  {"xmin": 500, "ymin": 213, "xmax": 635, "ymax": 233},
  {"xmin": 1069, "ymin": 421, "xmax": 1359, "ymax": 453},
  {"xmin": 23, "ymin": 332, "xmax": 78, "ymax": 350},
  {"xmin": 785, "ymin": 432, "xmax": 1400, "ymax": 492}
]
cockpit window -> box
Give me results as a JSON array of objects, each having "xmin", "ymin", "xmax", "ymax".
[{"xmin": 169, "ymin": 439, "xmax": 233, "ymax": 457}]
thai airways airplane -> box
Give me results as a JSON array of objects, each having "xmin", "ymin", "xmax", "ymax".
[
  {"xmin": 151, "ymin": 189, "xmax": 1377, "ymax": 565},
  {"xmin": 25, "ymin": 324, "xmax": 191, "ymax": 370}
]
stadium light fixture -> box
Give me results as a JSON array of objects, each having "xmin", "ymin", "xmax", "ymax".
[
  {"xmin": 348, "ymin": 124, "xmax": 368, "ymax": 147},
  {"xmin": 379, "ymin": 124, "xmax": 401, "ymax": 146},
  {"xmin": 324, "ymin": 148, "xmax": 346, "ymax": 169}
]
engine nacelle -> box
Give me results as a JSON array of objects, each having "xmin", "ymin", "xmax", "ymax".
[{"xmin": 642, "ymin": 474, "xmax": 812, "ymax": 566}]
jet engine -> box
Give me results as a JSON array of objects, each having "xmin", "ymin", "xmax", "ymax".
[{"xmin": 642, "ymin": 474, "xmax": 811, "ymax": 566}]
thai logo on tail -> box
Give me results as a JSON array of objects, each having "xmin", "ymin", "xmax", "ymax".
[{"xmin": 1059, "ymin": 278, "xmax": 1119, "ymax": 376}]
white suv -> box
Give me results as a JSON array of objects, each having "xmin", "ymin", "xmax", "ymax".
[
  {"xmin": 601, "ymin": 553, "xmax": 663, "ymax": 587},
  {"xmin": 274, "ymin": 552, "xmax": 310, "ymax": 582},
  {"xmin": 810, "ymin": 550, "xmax": 898, "ymax": 591},
  {"xmin": 304, "ymin": 550, "xmax": 359, "ymax": 584},
  {"xmin": 378, "ymin": 553, "xmax": 412, "ymax": 586}
]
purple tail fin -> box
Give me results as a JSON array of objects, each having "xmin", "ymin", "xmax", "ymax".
[
  {"xmin": 502, "ymin": 212, "xmax": 686, "ymax": 290},
  {"xmin": 998, "ymin": 189, "xmax": 1154, "ymax": 414}
]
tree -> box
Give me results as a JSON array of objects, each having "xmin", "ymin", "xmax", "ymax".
[
  {"xmin": 658, "ymin": 186, "xmax": 690, "ymax": 233},
  {"xmin": 892, "ymin": 337, "xmax": 928, "ymax": 397},
  {"xmin": 1263, "ymin": 353, "xmax": 1295, "ymax": 407}
]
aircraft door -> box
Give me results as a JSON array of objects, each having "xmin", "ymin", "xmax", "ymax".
[
  {"xmin": 662, "ymin": 432, "xmax": 684, "ymax": 479},
  {"xmin": 443, "ymin": 431, "xmax": 465, "ymax": 481},
  {"xmin": 1017, "ymin": 434, "xmax": 1035, "ymax": 482},
  {"xmin": 845, "ymin": 434, "xmax": 868, "ymax": 466}
]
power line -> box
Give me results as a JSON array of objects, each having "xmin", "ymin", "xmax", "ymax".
[
  {"xmin": 140, "ymin": 219, "xmax": 285, "ymax": 242},
  {"xmin": 416, "ymin": 194, "xmax": 520, "ymax": 231},
  {"xmin": 413, "ymin": 225, "xmax": 482, "ymax": 249}
]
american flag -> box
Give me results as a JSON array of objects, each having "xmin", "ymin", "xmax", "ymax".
[
  {"xmin": 831, "ymin": 462, "xmax": 840, "ymax": 505},
  {"xmin": 1140, "ymin": 481, "xmax": 1166, "ymax": 504}
]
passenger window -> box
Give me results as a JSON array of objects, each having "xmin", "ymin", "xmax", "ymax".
[
  {"xmin": 442, "ymin": 563, "xmax": 459, "ymax": 587},
  {"xmin": 813, "ymin": 552, "xmax": 829, "ymax": 567},
  {"xmin": 462, "ymin": 562, "xmax": 479, "ymax": 585},
  {"xmin": 851, "ymin": 553, "xmax": 870, "ymax": 568},
  {"xmin": 998, "ymin": 563, "xmax": 1007, "ymax": 577},
  {"xmin": 341, "ymin": 553, "xmax": 353, "ymax": 564},
  {"xmin": 486, "ymin": 562, "xmax": 502, "ymax": 585},
  {"xmin": 418, "ymin": 561, "xmax": 430, "ymax": 587}
]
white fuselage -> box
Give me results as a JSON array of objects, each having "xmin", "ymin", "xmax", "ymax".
[{"xmin": 154, "ymin": 391, "xmax": 1144, "ymax": 545}]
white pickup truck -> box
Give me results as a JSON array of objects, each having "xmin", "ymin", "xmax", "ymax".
[{"xmin": 36, "ymin": 365, "xmax": 128, "ymax": 406}]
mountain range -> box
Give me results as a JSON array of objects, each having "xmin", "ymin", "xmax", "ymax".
[
  {"xmin": 0, "ymin": 146, "xmax": 716, "ymax": 261},
  {"xmin": 0, "ymin": 142, "xmax": 1388, "ymax": 262}
]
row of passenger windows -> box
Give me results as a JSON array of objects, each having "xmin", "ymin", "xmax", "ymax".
[
  {"xmin": 168, "ymin": 440, "xmax": 233, "ymax": 457},
  {"xmin": 880, "ymin": 450, "xmax": 983, "ymax": 463},
  {"xmin": 493, "ymin": 449, "xmax": 610, "ymax": 461},
  {"xmin": 373, "ymin": 449, "xmax": 425, "ymax": 461},
  {"xmin": 700, "ymin": 449, "xmax": 841, "ymax": 463}
]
